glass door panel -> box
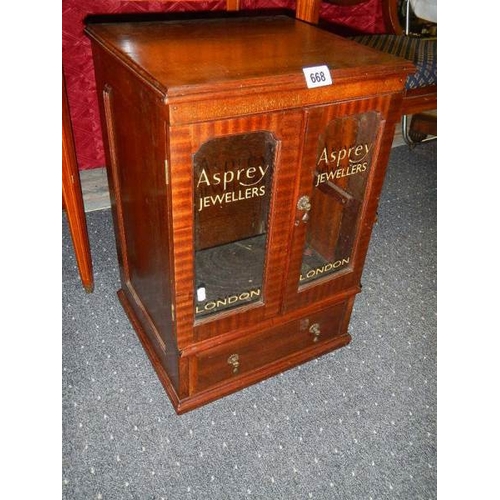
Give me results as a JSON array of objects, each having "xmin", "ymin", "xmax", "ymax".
[
  {"xmin": 298, "ymin": 111, "xmax": 380, "ymax": 288},
  {"xmin": 193, "ymin": 131, "xmax": 277, "ymax": 318}
]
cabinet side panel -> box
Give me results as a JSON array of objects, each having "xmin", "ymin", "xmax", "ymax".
[{"xmin": 92, "ymin": 46, "xmax": 180, "ymax": 390}]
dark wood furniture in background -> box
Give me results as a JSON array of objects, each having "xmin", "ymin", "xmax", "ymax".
[
  {"xmin": 369, "ymin": 0, "xmax": 436, "ymax": 118},
  {"xmin": 62, "ymin": 75, "xmax": 94, "ymax": 293},
  {"xmin": 86, "ymin": 7, "xmax": 412, "ymax": 413},
  {"xmin": 325, "ymin": 0, "xmax": 437, "ymax": 144},
  {"xmin": 386, "ymin": 0, "xmax": 436, "ymax": 144}
]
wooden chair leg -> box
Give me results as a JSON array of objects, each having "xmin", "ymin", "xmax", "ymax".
[
  {"xmin": 63, "ymin": 75, "xmax": 94, "ymax": 293},
  {"xmin": 402, "ymin": 113, "xmax": 437, "ymax": 148},
  {"xmin": 410, "ymin": 112, "xmax": 437, "ymax": 138}
]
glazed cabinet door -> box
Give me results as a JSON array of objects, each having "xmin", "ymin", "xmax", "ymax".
[
  {"xmin": 168, "ymin": 111, "xmax": 304, "ymax": 345},
  {"xmin": 283, "ymin": 97, "xmax": 394, "ymax": 311}
]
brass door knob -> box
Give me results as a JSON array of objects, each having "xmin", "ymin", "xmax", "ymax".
[{"xmin": 297, "ymin": 195, "xmax": 312, "ymax": 223}]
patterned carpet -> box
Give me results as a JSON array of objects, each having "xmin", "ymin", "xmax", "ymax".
[{"xmin": 62, "ymin": 142, "xmax": 437, "ymax": 499}]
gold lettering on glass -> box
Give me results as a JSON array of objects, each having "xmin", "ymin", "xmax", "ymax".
[
  {"xmin": 193, "ymin": 131, "xmax": 277, "ymax": 318},
  {"xmin": 299, "ymin": 111, "xmax": 381, "ymax": 287}
]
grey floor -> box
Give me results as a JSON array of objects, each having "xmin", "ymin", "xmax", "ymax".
[{"xmin": 63, "ymin": 141, "xmax": 436, "ymax": 499}]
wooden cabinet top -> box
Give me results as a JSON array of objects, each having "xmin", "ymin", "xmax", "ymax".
[{"xmin": 85, "ymin": 15, "xmax": 413, "ymax": 98}]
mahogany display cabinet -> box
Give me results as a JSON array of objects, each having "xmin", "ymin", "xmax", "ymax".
[{"xmin": 85, "ymin": 15, "xmax": 413, "ymax": 413}]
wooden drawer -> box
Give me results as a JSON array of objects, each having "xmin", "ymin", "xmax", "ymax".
[{"xmin": 193, "ymin": 300, "xmax": 350, "ymax": 393}]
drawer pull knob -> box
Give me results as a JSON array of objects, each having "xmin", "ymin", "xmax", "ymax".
[
  {"xmin": 309, "ymin": 323, "xmax": 321, "ymax": 342},
  {"xmin": 227, "ymin": 354, "xmax": 240, "ymax": 374}
]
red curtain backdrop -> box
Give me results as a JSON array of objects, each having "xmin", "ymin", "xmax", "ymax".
[{"xmin": 62, "ymin": 0, "xmax": 383, "ymax": 170}]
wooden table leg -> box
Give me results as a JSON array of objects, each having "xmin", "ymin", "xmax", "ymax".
[{"xmin": 62, "ymin": 74, "xmax": 94, "ymax": 293}]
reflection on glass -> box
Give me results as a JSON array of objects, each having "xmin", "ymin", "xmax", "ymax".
[
  {"xmin": 194, "ymin": 132, "xmax": 276, "ymax": 318},
  {"xmin": 299, "ymin": 111, "xmax": 380, "ymax": 286}
]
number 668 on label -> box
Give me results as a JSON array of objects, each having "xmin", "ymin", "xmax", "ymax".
[{"xmin": 302, "ymin": 65, "xmax": 333, "ymax": 89}]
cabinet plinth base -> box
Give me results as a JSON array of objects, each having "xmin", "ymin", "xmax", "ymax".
[
  {"xmin": 118, "ymin": 288, "xmax": 352, "ymax": 414},
  {"xmin": 117, "ymin": 289, "xmax": 182, "ymax": 410}
]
